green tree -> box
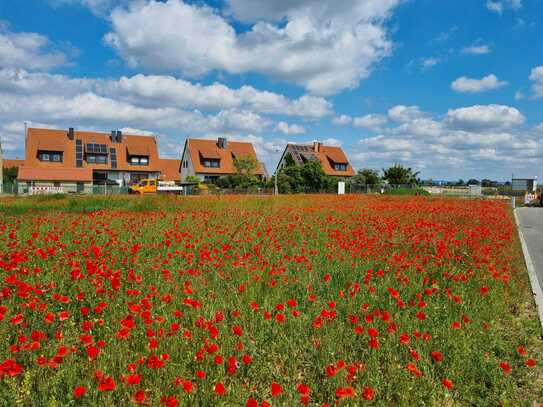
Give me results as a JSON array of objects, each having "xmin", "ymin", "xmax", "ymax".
[
  {"xmin": 300, "ymin": 160, "xmax": 327, "ymax": 192},
  {"xmin": 352, "ymin": 168, "xmax": 381, "ymax": 186},
  {"xmin": 233, "ymin": 156, "xmax": 258, "ymax": 175},
  {"xmin": 382, "ymin": 164, "xmax": 419, "ymax": 185},
  {"xmin": 2, "ymin": 166, "xmax": 18, "ymax": 183},
  {"xmin": 467, "ymin": 178, "xmax": 480, "ymax": 185}
]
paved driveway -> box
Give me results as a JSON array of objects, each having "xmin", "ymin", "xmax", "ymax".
[{"xmin": 516, "ymin": 207, "xmax": 543, "ymax": 293}]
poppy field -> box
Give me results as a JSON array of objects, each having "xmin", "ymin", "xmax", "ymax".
[{"xmin": 0, "ymin": 195, "xmax": 541, "ymax": 406}]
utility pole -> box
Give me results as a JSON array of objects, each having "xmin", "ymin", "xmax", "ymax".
[{"xmin": 274, "ymin": 148, "xmax": 281, "ymax": 196}]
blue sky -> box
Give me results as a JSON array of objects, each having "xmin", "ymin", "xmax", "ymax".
[{"xmin": 1, "ymin": 0, "xmax": 542, "ymax": 181}]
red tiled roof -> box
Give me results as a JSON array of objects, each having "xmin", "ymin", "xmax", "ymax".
[
  {"xmin": 2, "ymin": 159, "xmax": 24, "ymax": 169},
  {"xmin": 284, "ymin": 143, "xmax": 355, "ymax": 177},
  {"xmin": 18, "ymin": 167, "xmax": 92, "ymax": 182},
  {"xmin": 158, "ymin": 159, "xmax": 181, "ymax": 181},
  {"xmin": 187, "ymin": 138, "xmax": 265, "ymax": 175},
  {"xmin": 24, "ymin": 128, "xmax": 161, "ymax": 173},
  {"xmin": 318, "ymin": 146, "xmax": 355, "ymax": 176}
]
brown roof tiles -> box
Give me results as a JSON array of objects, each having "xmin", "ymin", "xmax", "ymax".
[{"xmin": 186, "ymin": 138, "xmax": 265, "ymax": 175}]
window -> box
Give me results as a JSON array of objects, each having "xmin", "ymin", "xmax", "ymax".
[
  {"xmin": 183, "ymin": 160, "xmax": 188, "ymax": 168},
  {"xmin": 149, "ymin": 180, "xmax": 156, "ymax": 186},
  {"xmin": 202, "ymin": 159, "xmax": 220, "ymax": 168},
  {"xmin": 75, "ymin": 139, "xmax": 83, "ymax": 167},
  {"xmin": 86, "ymin": 154, "xmax": 107, "ymax": 164},
  {"xmin": 334, "ymin": 163, "xmax": 347, "ymax": 171},
  {"xmin": 110, "ymin": 148, "xmax": 118, "ymax": 169},
  {"xmin": 38, "ymin": 151, "xmax": 63, "ymax": 162},
  {"xmin": 129, "ymin": 156, "xmax": 149, "ymax": 165}
]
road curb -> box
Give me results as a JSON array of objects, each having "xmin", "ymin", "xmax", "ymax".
[{"xmin": 514, "ymin": 209, "xmax": 543, "ymax": 331}]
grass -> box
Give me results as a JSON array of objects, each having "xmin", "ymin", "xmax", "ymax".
[{"xmin": 0, "ymin": 194, "xmax": 541, "ymax": 406}]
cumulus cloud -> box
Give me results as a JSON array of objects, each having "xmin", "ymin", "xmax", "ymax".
[
  {"xmin": 353, "ymin": 103, "xmax": 538, "ymax": 180},
  {"xmin": 0, "ymin": 26, "xmax": 69, "ymax": 70},
  {"xmin": 388, "ymin": 105, "xmax": 425, "ymax": 123},
  {"xmin": 530, "ymin": 66, "xmax": 543, "ymax": 98},
  {"xmin": 486, "ymin": 0, "xmax": 522, "ymax": 14},
  {"xmin": 275, "ymin": 121, "xmax": 306, "ymax": 135},
  {"xmin": 0, "ymin": 68, "xmax": 331, "ymax": 118},
  {"xmin": 353, "ymin": 114, "xmax": 387, "ymax": 130},
  {"xmin": 104, "ymin": 0, "xmax": 399, "ymax": 95},
  {"xmin": 451, "ymin": 74, "xmax": 507, "ymax": 93},
  {"xmin": 332, "ymin": 115, "xmax": 353, "ymax": 126},
  {"xmin": 445, "ymin": 105, "xmax": 524, "ymax": 130}
]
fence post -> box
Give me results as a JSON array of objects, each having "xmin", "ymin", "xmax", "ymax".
[{"xmin": 511, "ymin": 196, "xmax": 516, "ymax": 209}]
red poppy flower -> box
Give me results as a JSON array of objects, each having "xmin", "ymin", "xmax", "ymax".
[
  {"xmin": 134, "ymin": 390, "xmax": 146, "ymax": 403},
  {"xmin": 214, "ymin": 382, "xmax": 226, "ymax": 395},
  {"xmin": 335, "ymin": 386, "xmax": 354, "ymax": 398},
  {"xmin": 500, "ymin": 362, "xmax": 512, "ymax": 374},
  {"xmin": 362, "ymin": 387, "xmax": 375, "ymax": 400},
  {"xmin": 442, "ymin": 378, "xmax": 453, "ymax": 390},
  {"xmin": 271, "ymin": 382, "xmax": 283, "ymax": 397},
  {"xmin": 73, "ymin": 386, "xmax": 86, "ymax": 398},
  {"xmin": 431, "ymin": 351, "xmax": 443, "ymax": 362},
  {"xmin": 98, "ymin": 376, "xmax": 116, "ymax": 392},
  {"xmin": 525, "ymin": 358, "xmax": 536, "ymax": 367}
]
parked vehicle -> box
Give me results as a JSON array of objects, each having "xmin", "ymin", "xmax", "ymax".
[{"xmin": 129, "ymin": 179, "xmax": 183, "ymax": 194}]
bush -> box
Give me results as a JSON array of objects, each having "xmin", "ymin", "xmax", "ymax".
[{"xmin": 385, "ymin": 188, "xmax": 430, "ymax": 196}]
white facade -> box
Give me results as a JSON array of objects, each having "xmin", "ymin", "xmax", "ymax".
[{"xmin": 180, "ymin": 141, "xmax": 199, "ymax": 181}]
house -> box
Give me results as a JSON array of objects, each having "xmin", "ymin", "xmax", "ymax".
[
  {"xmin": 14, "ymin": 127, "xmax": 180, "ymax": 193},
  {"xmin": 276, "ymin": 142, "xmax": 355, "ymax": 177},
  {"xmin": 180, "ymin": 137, "xmax": 266, "ymax": 183},
  {"xmin": 158, "ymin": 159, "xmax": 182, "ymax": 182}
]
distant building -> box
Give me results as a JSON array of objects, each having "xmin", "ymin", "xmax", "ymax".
[
  {"xmin": 512, "ymin": 178, "xmax": 537, "ymax": 192},
  {"xmin": 180, "ymin": 137, "xmax": 266, "ymax": 183},
  {"xmin": 13, "ymin": 127, "xmax": 180, "ymax": 193},
  {"xmin": 276, "ymin": 142, "xmax": 355, "ymax": 177}
]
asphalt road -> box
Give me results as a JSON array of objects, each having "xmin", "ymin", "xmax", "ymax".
[{"xmin": 516, "ymin": 207, "xmax": 543, "ymax": 293}]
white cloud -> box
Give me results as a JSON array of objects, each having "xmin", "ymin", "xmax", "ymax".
[
  {"xmin": 445, "ymin": 104, "xmax": 525, "ymax": 130},
  {"xmin": 353, "ymin": 104, "xmax": 540, "ymax": 180},
  {"xmin": 353, "ymin": 114, "xmax": 387, "ymax": 130},
  {"xmin": 332, "ymin": 114, "xmax": 353, "ymax": 125},
  {"xmin": 451, "ymin": 74, "xmax": 508, "ymax": 93},
  {"xmin": 461, "ymin": 43, "xmax": 491, "ymax": 54},
  {"xmin": 275, "ymin": 121, "xmax": 306, "ymax": 135},
  {"xmin": 421, "ymin": 57, "xmax": 440, "ymax": 69},
  {"xmin": 529, "ymin": 66, "xmax": 543, "ymax": 98},
  {"xmin": 515, "ymin": 90, "xmax": 525, "ymax": 100},
  {"xmin": 0, "ymin": 68, "xmax": 331, "ymax": 118},
  {"xmin": 0, "ymin": 27, "xmax": 68, "ymax": 70},
  {"xmin": 47, "ymin": 0, "xmax": 130, "ymax": 16},
  {"xmin": 105, "ymin": 0, "xmax": 400, "ymax": 95},
  {"xmin": 486, "ymin": 0, "xmax": 522, "ymax": 14},
  {"xmin": 388, "ymin": 105, "xmax": 425, "ymax": 123}
]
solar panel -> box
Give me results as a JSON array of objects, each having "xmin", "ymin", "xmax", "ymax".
[
  {"xmin": 75, "ymin": 139, "xmax": 83, "ymax": 167},
  {"xmin": 110, "ymin": 147, "xmax": 117, "ymax": 169}
]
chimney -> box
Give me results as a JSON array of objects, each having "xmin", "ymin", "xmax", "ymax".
[
  {"xmin": 111, "ymin": 130, "xmax": 116, "ymax": 142},
  {"xmin": 116, "ymin": 130, "xmax": 122, "ymax": 143},
  {"xmin": 217, "ymin": 137, "xmax": 227, "ymax": 149},
  {"xmin": 68, "ymin": 127, "xmax": 74, "ymax": 140},
  {"xmin": 313, "ymin": 141, "xmax": 321, "ymax": 153}
]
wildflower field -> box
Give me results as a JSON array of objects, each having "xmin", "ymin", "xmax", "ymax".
[{"xmin": 0, "ymin": 195, "xmax": 541, "ymax": 406}]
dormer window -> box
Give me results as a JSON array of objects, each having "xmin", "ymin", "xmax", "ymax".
[
  {"xmin": 38, "ymin": 151, "xmax": 63, "ymax": 162},
  {"xmin": 85, "ymin": 143, "xmax": 108, "ymax": 165},
  {"xmin": 203, "ymin": 159, "xmax": 220, "ymax": 168},
  {"xmin": 129, "ymin": 155, "xmax": 149, "ymax": 165},
  {"xmin": 333, "ymin": 163, "xmax": 347, "ymax": 171}
]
